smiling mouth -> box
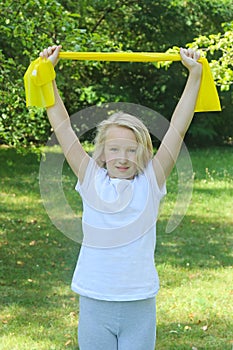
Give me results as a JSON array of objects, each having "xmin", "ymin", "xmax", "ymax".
[{"xmin": 116, "ymin": 166, "xmax": 129, "ymax": 171}]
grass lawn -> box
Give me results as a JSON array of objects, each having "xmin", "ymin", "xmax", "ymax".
[{"xmin": 0, "ymin": 146, "xmax": 232, "ymax": 350}]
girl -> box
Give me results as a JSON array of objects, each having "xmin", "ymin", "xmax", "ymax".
[{"xmin": 40, "ymin": 45, "xmax": 202, "ymax": 349}]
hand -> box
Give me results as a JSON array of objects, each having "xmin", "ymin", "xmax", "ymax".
[
  {"xmin": 39, "ymin": 45, "xmax": 62, "ymax": 67},
  {"xmin": 180, "ymin": 47, "xmax": 202, "ymax": 74}
]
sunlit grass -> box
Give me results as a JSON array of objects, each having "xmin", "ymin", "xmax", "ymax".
[{"xmin": 0, "ymin": 146, "xmax": 232, "ymax": 349}]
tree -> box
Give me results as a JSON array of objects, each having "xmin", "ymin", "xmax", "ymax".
[
  {"xmin": 0, "ymin": 0, "xmax": 232, "ymax": 149},
  {"xmin": 0, "ymin": 0, "xmax": 118, "ymax": 150},
  {"xmin": 69, "ymin": 0, "xmax": 233, "ymax": 146},
  {"xmin": 186, "ymin": 21, "xmax": 233, "ymax": 145}
]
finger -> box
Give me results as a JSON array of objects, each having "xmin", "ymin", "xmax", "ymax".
[
  {"xmin": 180, "ymin": 47, "xmax": 187, "ymax": 56},
  {"xmin": 194, "ymin": 50, "xmax": 201, "ymax": 61},
  {"xmin": 181, "ymin": 47, "xmax": 194, "ymax": 60},
  {"xmin": 52, "ymin": 44, "xmax": 61, "ymax": 51},
  {"xmin": 47, "ymin": 46, "xmax": 53, "ymax": 55},
  {"xmin": 39, "ymin": 48, "xmax": 49, "ymax": 58},
  {"xmin": 54, "ymin": 44, "xmax": 62, "ymax": 53},
  {"xmin": 189, "ymin": 49, "xmax": 200, "ymax": 61},
  {"xmin": 39, "ymin": 49, "xmax": 45, "ymax": 58},
  {"xmin": 180, "ymin": 47, "xmax": 189, "ymax": 61},
  {"xmin": 181, "ymin": 47, "xmax": 200, "ymax": 61},
  {"xmin": 187, "ymin": 48, "xmax": 195, "ymax": 58},
  {"xmin": 39, "ymin": 44, "xmax": 62, "ymax": 62}
]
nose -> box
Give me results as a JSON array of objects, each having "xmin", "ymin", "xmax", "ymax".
[
  {"xmin": 119, "ymin": 158, "xmax": 127, "ymax": 165},
  {"xmin": 118, "ymin": 150, "xmax": 128, "ymax": 163}
]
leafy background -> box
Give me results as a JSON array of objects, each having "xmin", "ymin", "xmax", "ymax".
[{"xmin": 0, "ymin": 0, "xmax": 232, "ymax": 150}]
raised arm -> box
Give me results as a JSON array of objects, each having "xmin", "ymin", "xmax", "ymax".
[
  {"xmin": 40, "ymin": 45, "xmax": 90, "ymax": 183},
  {"xmin": 152, "ymin": 48, "xmax": 202, "ymax": 188}
]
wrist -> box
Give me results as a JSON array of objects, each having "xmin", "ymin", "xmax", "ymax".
[{"xmin": 188, "ymin": 63, "xmax": 202, "ymax": 77}]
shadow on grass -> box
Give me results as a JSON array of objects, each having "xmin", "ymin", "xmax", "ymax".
[
  {"xmin": 0, "ymin": 147, "xmax": 80, "ymax": 348},
  {"xmin": 1, "ymin": 147, "xmax": 232, "ymax": 349},
  {"xmin": 1, "ymin": 147, "xmax": 232, "ymax": 289},
  {"xmin": 156, "ymin": 322, "xmax": 233, "ymax": 350},
  {"xmin": 156, "ymin": 215, "xmax": 232, "ymax": 270}
]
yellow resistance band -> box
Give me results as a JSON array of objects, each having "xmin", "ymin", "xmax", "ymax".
[
  {"xmin": 24, "ymin": 51, "xmax": 221, "ymax": 112},
  {"xmin": 59, "ymin": 52, "xmax": 183, "ymax": 62}
]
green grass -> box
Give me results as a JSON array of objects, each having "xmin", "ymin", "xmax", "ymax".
[{"xmin": 0, "ymin": 146, "xmax": 232, "ymax": 350}]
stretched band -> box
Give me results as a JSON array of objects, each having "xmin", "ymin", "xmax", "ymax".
[
  {"xmin": 59, "ymin": 51, "xmax": 182, "ymax": 62},
  {"xmin": 24, "ymin": 51, "xmax": 221, "ymax": 112}
]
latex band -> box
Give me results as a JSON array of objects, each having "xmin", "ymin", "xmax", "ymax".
[
  {"xmin": 58, "ymin": 52, "xmax": 182, "ymax": 62},
  {"xmin": 24, "ymin": 51, "xmax": 221, "ymax": 112}
]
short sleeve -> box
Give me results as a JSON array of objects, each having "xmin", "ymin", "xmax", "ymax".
[
  {"xmin": 144, "ymin": 160, "xmax": 166, "ymax": 201},
  {"xmin": 75, "ymin": 158, "xmax": 101, "ymax": 195}
]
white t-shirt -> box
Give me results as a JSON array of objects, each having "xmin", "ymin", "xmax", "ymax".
[{"xmin": 71, "ymin": 158, "xmax": 166, "ymax": 301}]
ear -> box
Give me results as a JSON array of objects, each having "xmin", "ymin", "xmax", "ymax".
[{"xmin": 100, "ymin": 152, "xmax": 106, "ymax": 162}]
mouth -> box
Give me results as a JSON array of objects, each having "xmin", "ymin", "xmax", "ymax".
[{"xmin": 116, "ymin": 166, "xmax": 130, "ymax": 172}]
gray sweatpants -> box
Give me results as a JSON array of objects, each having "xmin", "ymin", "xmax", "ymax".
[{"xmin": 78, "ymin": 296, "xmax": 156, "ymax": 350}]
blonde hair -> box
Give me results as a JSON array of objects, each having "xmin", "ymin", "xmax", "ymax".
[{"xmin": 93, "ymin": 111, "xmax": 153, "ymax": 173}]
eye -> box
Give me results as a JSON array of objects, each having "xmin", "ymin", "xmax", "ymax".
[
  {"xmin": 109, "ymin": 147, "xmax": 118, "ymax": 152},
  {"xmin": 128, "ymin": 148, "xmax": 137, "ymax": 153}
]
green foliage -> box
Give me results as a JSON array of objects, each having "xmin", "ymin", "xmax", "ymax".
[
  {"xmin": 0, "ymin": 46, "xmax": 50, "ymax": 150},
  {"xmin": 188, "ymin": 22, "xmax": 233, "ymax": 92},
  {"xmin": 0, "ymin": 0, "xmax": 232, "ymax": 149},
  {"xmin": 0, "ymin": 0, "xmax": 118, "ymax": 149},
  {"xmin": 186, "ymin": 21, "xmax": 233, "ymax": 145},
  {"xmin": 60, "ymin": 0, "xmax": 233, "ymax": 147}
]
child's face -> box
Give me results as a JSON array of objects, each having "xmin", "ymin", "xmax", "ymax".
[{"xmin": 102, "ymin": 126, "xmax": 138, "ymax": 179}]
